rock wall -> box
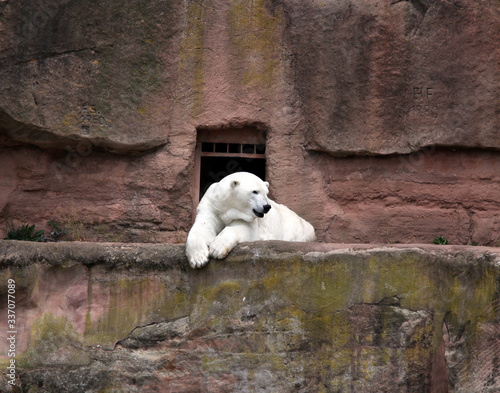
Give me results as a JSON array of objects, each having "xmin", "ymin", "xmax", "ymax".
[
  {"xmin": 0, "ymin": 0, "xmax": 499, "ymax": 244},
  {"xmin": 0, "ymin": 241, "xmax": 499, "ymax": 392}
]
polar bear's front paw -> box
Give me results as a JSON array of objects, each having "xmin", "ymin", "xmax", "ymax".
[
  {"xmin": 208, "ymin": 236, "xmax": 234, "ymax": 260},
  {"xmin": 187, "ymin": 247, "xmax": 210, "ymax": 269}
]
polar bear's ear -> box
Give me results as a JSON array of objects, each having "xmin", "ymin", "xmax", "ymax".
[
  {"xmin": 264, "ymin": 181, "xmax": 269, "ymax": 189},
  {"xmin": 231, "ymin": 180, "xmax": 240, "ymax": 189}
]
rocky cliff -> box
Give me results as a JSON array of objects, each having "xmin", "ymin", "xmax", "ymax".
[
  {"xmin": 1, "ymin": 1, "xmax": 499, "ymax": 243},
  {"xmin": 0, "ymin": 241, "xmax": 499, "ymax": 392}
]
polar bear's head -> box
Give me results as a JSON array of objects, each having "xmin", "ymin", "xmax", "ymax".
[{"xmin": 215, "ymin": 172, "xmax": 271, "ymax": 223}]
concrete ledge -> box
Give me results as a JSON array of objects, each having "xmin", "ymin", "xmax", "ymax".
[{"xmin": 0, "ymin": 241, "xmax": 499, "ymax": 392}]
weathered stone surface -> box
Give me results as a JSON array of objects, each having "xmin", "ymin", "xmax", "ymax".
[
  {"xmin": 307, "ymin": 148, "xmax": 500, "ymax": 246},
  {"xmin": 0, "ymin": 241, "xmax": 499, "ymax": 392},
  {"xmin": 1, "ymin": 0, "xmax": 498, "ymax": 154},
  {"xmin": 0, "ymin": 0, "xmax": 185, "ymax": 153},
  {"xmin": 0, "ymin": 0, "xmax": 499, "ymax": 247},
  {"xmin": 0, "ymin": 145, "xmax": 194, "ymax": 244},
  {"xmin": 279, "ymin": 0, "xmax": 500, "ymax": 155}
]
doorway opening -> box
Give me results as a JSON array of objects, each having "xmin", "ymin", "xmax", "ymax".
[{"xmin": 193, "ymin": 127, "xmax": 267, "ymax": 215}]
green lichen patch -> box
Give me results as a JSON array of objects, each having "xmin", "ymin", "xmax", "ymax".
[
  {"xmin": 2, "ymin": 265, "xmax": 40, "ymax": 298},
  {"xmin": 84, "ymin": 275, "xmax": 172, "ymax": 347},
  {"xmin": 1, "ymin": 242, "xmax": 498, "ymax": 391},
  {"xmin": 190, "ymin": 280, "xmax": 243, "ymax": 325},
  {"xmin": 228, "ymin": 0, "xmax": 284, "ymax": 89},
  {"xmin": 18, "ymin": 312, "xmax": 90, "ymax": 368},
  {"xmin": 178, "ymin": 0, "xmax": 206, "ymax": 115},
  {"xmin": 185, "ymin": 250, "xmax": 498, "ymax": 389}
]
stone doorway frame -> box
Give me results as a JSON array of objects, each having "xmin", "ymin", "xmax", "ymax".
[{"xmin": 192, "ymin": 127, "xmax": 267, "ymax": 218}]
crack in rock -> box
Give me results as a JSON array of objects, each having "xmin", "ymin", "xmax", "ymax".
[
  {"xmin": 391, "ymin": 0, "xmax": 432, "ymax": 35},
  {"xmin": 114, "ymin": 316, "xmax": 190, "ymax": 350}
]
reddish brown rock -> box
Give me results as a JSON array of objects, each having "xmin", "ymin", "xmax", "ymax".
[
  {"xmin": 0, "ymin": 0, "xmax": 184, "ymax": 153},
  {"xmin": 307, "ymin": 148, "xmax": 500, "ymax": 246},
  {"xmin": 0, "ymin": 0, "xmax": 499, "ymax": 245},
  {"xmin": 279, "ymin": 0, "xmax": 500, "ymax": 154},
  {"xmin": 1, "ymin": 242, "xmax": 499, "ymax": 392}
]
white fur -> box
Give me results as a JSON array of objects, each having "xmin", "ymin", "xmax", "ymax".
[{"xmin": 186, "ymin": 172, "xmax": 316, "ymax": 268}]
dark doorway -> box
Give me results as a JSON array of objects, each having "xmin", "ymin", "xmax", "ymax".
[{"xmin": 199, "ymin": 155, "xmax": 266, "ymax": 199}]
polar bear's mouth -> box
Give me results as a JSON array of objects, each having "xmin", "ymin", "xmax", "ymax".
[
  {"xmin": 253, "ymin": 204, "xmax": 271, "ymax": 218},
  {"xmin": 253, "ymin": 209, "xmax": 265, "ymax": 218}
]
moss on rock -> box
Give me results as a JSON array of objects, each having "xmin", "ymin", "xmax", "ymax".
[{"xmin": 0, "ymin": 241, "xmax": 498, "ymax": 391}]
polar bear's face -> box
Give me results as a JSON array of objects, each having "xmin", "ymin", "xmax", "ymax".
[
  {"xmin": 236, "ymin": 181, "xmax": 271, "ymax": 219},
  {"xmin": 216, "ymin": 172, "xmax": 271, "ymax": 223}
]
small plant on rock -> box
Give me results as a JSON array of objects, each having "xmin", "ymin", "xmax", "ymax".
[
  {"xmin": 47, "ymin": 220, "xmax": 67, "ymax": 241},
  {"xmin": 5, "ymin": 221, "xmax": 44, "ymax": 242},
  {"xmin": 433, "ymin": 236, "xmax": 449, "ymax": 245}
]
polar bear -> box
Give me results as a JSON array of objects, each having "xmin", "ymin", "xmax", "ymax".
[{"xmin": 186, "ymin": 172, "xmax": 316, "ymax": 268}]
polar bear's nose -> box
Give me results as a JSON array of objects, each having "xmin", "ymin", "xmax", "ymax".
[{"xmin": 263, "ymin": 204, "xmax": 271, "ymax": 214}]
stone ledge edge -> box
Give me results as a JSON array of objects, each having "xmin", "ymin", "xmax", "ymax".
[{"xmin": 1, "ymin": 240, "xmax": 499, "ymax": 270}]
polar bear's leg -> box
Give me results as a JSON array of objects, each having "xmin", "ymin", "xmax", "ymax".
[
  {"xmin": 186, "ymin": 230, "xmax": 214, "ymax": 268},
  {"xmin": 209, "ymin": 221, "xmax": 256, "ymax": 260},
  {"xmin": 186, "ymin": 213, "xmax": 223, "ymax": 268}
]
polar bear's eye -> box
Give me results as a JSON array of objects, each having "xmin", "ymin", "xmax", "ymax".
[{"xmin": 252, "ymin": 190, "xmax": 259, "ymax": 194}]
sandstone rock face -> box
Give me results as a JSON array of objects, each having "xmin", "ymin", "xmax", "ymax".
[
  {"xmin": 0, "ymin": 0, "xmax": 499, "ymax": 245},
  {"xmin": 0, "ymin": 242, "xmax": 499, "ymax": 392},
  {"xmin": 0, "ymin": 0, "xmax": 184, "ymax": 152},
  {"xmin": 280, "ymin": 0, "xmax": 500, "ymax": 155}
]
